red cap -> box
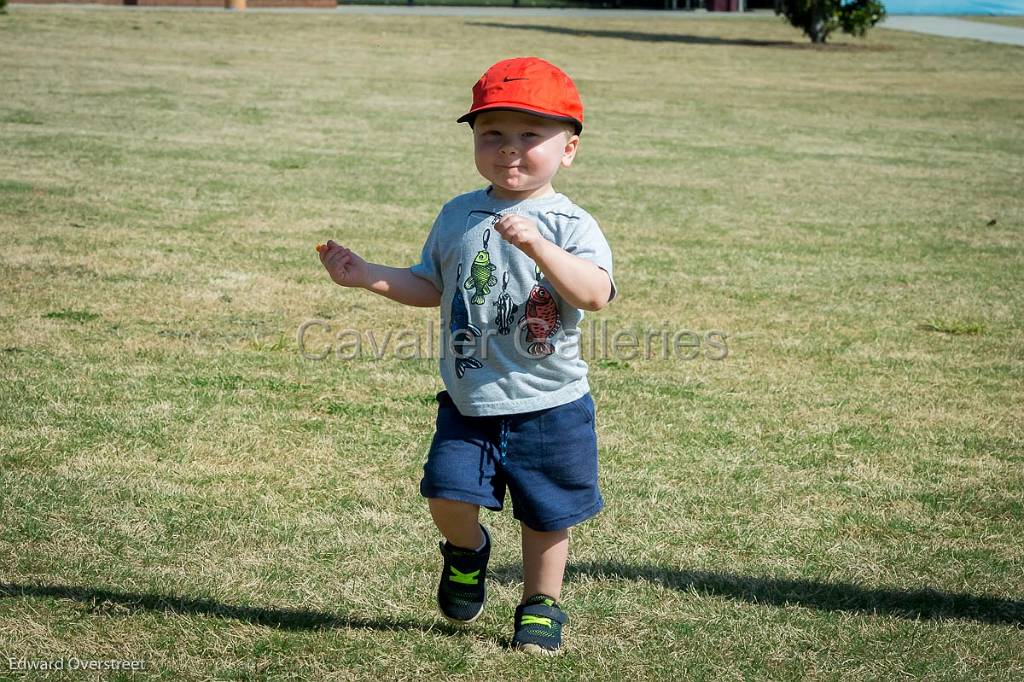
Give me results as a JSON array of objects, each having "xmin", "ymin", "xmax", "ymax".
[{"xmin": 457, "ymin": 57, "xmax": 584, "ymax": 135}]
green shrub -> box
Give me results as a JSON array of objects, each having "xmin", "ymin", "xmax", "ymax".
[{"xmin": 776, "ymin": 0, "xmax": 887, "ymax": 44}]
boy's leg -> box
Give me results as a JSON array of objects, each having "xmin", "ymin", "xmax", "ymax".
[
  {"xmin": 513, "ymin": 522, "xmax": 571, "ymax": 655},
  {"xmin": 419, "ymin": 392, "xmax": 505, "ymax": 624},
  {"xmin": 429, "ymin": 498, "xmax": 491, "ymax": 624},
  {"xmin": 520, "ymin": 522, "xmax": 569, "ymax": 603},
  {"xmin": 428, "ymin": 498, "xmax": 485, "ymax": 549}
]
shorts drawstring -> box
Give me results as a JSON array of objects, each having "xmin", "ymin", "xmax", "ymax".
[{"xmin": 498, "ymin": 418, "xmax": 510, "ymax": 466}]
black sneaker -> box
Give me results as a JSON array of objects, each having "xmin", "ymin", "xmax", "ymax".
[
  {"xmin": 436, "ymin": 525, "xmax": 491, "ymax": 624},
  {"xmin": 511, "ymin": 594, "xmax": 568, "ymax": 655}
]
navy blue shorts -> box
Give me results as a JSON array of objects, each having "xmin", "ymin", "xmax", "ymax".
[{"xmin": 420, "ymin": 391, "xmax": 603, "ymax": 532}]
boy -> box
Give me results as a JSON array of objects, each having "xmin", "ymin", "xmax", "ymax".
[{"xmin": 317, "ymin": 57, "xmax": 616, "ymax": 655}]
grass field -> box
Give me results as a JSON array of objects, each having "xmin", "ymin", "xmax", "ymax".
[{"xmin": 2, "ymin": 5, "xmax": 1023, "ymax": 680}]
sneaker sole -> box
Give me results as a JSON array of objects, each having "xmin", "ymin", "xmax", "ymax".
[
  {"xmin": 517, "ymin": 642, "xmax": 560, "ymax": 656},
  {"xmin": 438, "ymin": 600, "xmax": 484, "ymax": 625}
]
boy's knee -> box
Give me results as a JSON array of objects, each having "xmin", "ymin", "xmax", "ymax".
[
  {"xmin": 428, "ymin": 497, "xmax": 481, "ymax": 518},
  {"xmin": 520, "ymin": 522, "xmax": 570, "ymax": 541}
]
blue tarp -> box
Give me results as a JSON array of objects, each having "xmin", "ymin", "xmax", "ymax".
[{"xmin": 884, "ymin": 0, "xmax": 1024, "ymax": 14}]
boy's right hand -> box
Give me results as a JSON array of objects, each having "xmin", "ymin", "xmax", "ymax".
[{"xmin": 317, "ymin": 240, "xmax": 369, "ymax": 289}]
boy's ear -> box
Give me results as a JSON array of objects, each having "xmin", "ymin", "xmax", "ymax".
[{"xmin": 561, "ymin": 134, "xmax": 580, "ymax": 168}]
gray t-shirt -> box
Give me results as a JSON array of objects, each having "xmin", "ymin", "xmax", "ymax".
[{"xmin": 410, "ymin": 188, "xmax": 617, "ymax": 417}]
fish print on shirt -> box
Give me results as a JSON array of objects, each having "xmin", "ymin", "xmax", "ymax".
[
  {"xmin": 520, "ymin": 265, "xmax": 561, "ymax": 357},
  {"xmin": 450, "ymin": 262, "xmax": 483, "ymax": 379},
  {"xmin": 493, "ymin": 271, "xmax": 519, "ymax": 336},
  {"xmin": 464, "ymin": 227, "xmax": 498, "ymax": 306}
]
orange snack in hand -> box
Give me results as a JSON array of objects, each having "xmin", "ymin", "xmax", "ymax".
[{"xmin": 316, "ymin": 243, "xmax": 327, "ymax": 254}]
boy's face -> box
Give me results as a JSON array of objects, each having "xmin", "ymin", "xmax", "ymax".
[{"xmin": 472, "ymin": 110, "xmax": 579, "ymax": 201}]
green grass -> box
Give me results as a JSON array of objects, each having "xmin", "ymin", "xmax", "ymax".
[
  {"xmin": 2, "ymin": 5, "xmax": 1023, "ymax": 679},
  {"xmin": 918, "ymin": 319, "xmax": 986, "ymax": 336}
]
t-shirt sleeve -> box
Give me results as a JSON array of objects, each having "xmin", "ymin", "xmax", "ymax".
[
  {"xmin": 563, "ymin": 214, "xmax": 618, "ymax": 304},
  {"xmin": 409, "ymin": 210, "xmax": 444, "ymax": 293}
]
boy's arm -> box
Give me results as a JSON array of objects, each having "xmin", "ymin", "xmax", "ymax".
[
  {"xmin": 493, "ymin": 216, "xmax": 612, "ymax": 312},
  {"xmin": 318, "ymin": 239, "xmax": 441, "ymax": 308},
  {"xmin": 364, "ymin": 263, "xmax": 442, "ymax": 308}
]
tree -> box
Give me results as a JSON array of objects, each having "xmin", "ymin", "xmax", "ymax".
[{"xmin": 776, "ymin": 0, "xmax": 887, "ymax": 44}]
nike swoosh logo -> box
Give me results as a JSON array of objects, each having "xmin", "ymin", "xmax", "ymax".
[{"xmin": 503, "ymin": 77, "xmax": 529, "ymax": 82}]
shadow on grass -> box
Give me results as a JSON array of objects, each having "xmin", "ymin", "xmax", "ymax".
[
  {"xmin": 0, "ymin": 582, "xmax": 459, "ymax": 635},
  {"xmin": 467, "ymin": 22, "xmax": 894, "ymax": 51},
  {"xmin": 7, "ymin": 564, "xmax": 1020, "ymax": 631},
  {"xmin": 492, "ymin": 562, "xmax": 1024, "ymax": 627}
]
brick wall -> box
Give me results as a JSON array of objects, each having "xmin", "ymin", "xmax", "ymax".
[{"xmin": 14, "ymin": 0, "xmax": 124, "ymax": 5}]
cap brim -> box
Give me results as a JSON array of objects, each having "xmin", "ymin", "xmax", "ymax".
[{"xmin": 457, "ymin": 105, "xmax": 582, "ymax": 135}]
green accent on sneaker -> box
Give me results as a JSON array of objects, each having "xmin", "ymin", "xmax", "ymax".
[
  {"xmin": 448, "ymin": 567, "xmax": 480, "ymax": 585},
  {"xmin": 512, "ymin": 593, "xmax": 568, "ymax": 654},
  {"xmin": 436, "ymin": 525, "xmax": 491, "ymax": 623}
]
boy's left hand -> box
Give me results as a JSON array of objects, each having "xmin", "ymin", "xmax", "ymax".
[{"xmin": 494, "ymin": 215, "xmax": 544, "ymax": 257}]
